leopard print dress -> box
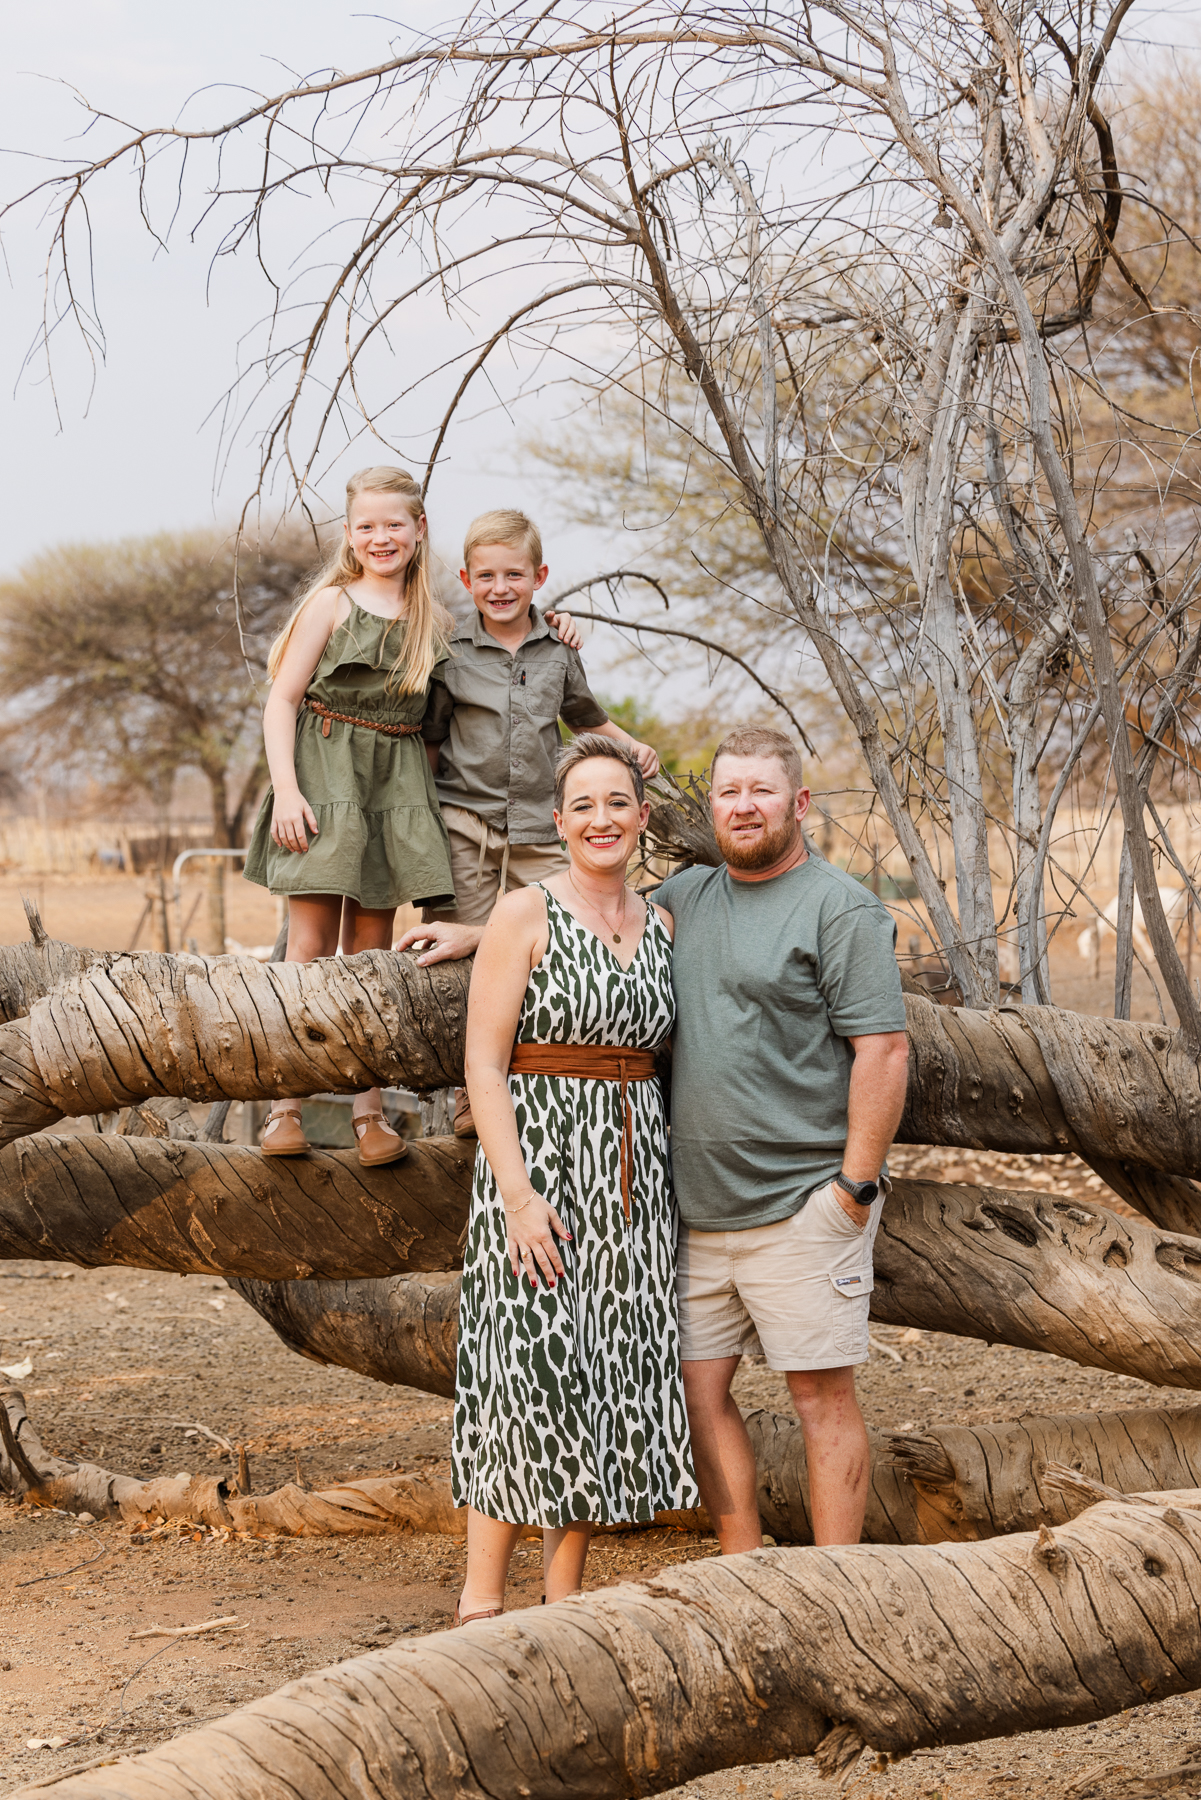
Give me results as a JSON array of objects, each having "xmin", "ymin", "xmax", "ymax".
[{"xmin": 452, "ymin": 889, "xmax": 699, "ymax": 1527}]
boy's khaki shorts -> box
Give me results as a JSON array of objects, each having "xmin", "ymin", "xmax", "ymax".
[
  {"xmin": 676, "ymin": 1178, "xmax": 888, "ymax": 1371},
  {"xmin": 423, "ymin": 804, "xmax": 568, "ymax": 927}
]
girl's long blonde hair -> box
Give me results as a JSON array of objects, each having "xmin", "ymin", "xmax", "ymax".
[{"xmin": 267, "ymin": 467, "xmax": 453, "ymax": 694}]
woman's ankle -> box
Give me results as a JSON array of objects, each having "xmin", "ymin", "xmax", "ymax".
[{"xmin": 457, "ymin": 1586, "xmax": 504, "ymax": 1615}]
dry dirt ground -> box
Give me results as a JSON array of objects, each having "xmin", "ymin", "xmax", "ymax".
[{"xmin": 0, "ymin": 877, "xmax": 1197, "ymax": 1799}]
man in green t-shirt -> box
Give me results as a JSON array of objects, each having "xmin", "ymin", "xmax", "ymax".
[{"xmin": 653, "ymin": 725, "xmax": 909, "ymax": 1550}]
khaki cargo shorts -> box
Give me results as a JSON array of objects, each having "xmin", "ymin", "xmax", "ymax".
[
  {"xmin": 423, "ymin": 804, "xmax": 568, "ymax": 927},
  {"xmin": 676, "ymin": 1178, "xmax": 888, "ymax": 1371}
]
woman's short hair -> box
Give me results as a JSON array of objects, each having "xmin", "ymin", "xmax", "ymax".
[{"xmin": 554, "ymin": 734, "xmax": 646, "ymax": 815}]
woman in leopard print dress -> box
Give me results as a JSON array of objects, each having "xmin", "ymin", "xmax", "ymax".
[{"xmin": 452, "ymin": 736, "xmax": 697, "ymax": 1622}]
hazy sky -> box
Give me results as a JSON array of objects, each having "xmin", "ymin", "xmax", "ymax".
[
  {"xmin": 1, "ymin": 0, "xmax": 1197, "ymax": 588},
  {"xmin": 0, "ymin": 0, "xmax": 601, "ymax": 584}
]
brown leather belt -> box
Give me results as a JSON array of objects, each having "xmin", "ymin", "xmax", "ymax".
[
  {"xmin": 303, "ymin": 696, "xmax": 422, "ymax": 739},
  {"xmin": 508, "ymin": 1043, "xmax": 657, "ymax": 1222}
]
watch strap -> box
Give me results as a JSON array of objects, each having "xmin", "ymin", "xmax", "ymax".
[{"xmin": 835, "ymin": 1172, "xmax": 879, "ymax": 1205}]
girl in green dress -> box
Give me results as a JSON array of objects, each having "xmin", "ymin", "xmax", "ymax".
[{"xmin": 244, "ymin": 465, "xmax": 455, "ymax": 1165}]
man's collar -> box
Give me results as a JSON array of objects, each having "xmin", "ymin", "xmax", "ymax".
[{"xmin": 458, "ymin": 606, "xmax": 550, "ymax": 649}]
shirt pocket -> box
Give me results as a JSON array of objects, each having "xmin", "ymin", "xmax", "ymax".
[{"xmin": 522, "ymin": 659, "xmax": 568, "ymax": 723}]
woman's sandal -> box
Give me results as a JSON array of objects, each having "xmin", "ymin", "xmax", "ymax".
[
  {"xmin": 261, "ymin": 1106, "xmax": 309, "ymax": 1156},
  {"xmin": 453, "ymin": 1602, "xmax": 503, "ymax": 1627},
  {"xmin": 352, "ymin": 1110, "xmax": 409, "ymax": 1168}
]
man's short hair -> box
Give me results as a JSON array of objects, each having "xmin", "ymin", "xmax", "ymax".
[
  {"xmin": 711, "ymin": 726, "xmax": 804, "ymax": 795},
  {"xmin": 554, "ymin": 733, "xmax": 645, "ymax": 815},
  {"xmin": 463, "ymin": 509, "xmax": 543, "ymax": 572}
]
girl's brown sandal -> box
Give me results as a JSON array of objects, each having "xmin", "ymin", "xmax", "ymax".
[
  {"xmin": 352, "ymin": 1111, "xmax": 409, "ymax": 1167},
  {"xmin": 261, "ymin": 1107, "xmax": 309, "ymax": 1156}
]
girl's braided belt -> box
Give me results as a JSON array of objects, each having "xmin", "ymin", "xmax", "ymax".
[
  {"xmin": 302, "ymin": 696, "xmax": 422, "ymax": 739},
  {"xmin": 507, "ymin": 1043, "xmax": 658, "ymax": 1221}
]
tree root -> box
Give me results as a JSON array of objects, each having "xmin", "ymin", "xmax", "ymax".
[{"xmin": 14, "ymin": 1496, "xmax": 1201, "ymax": 1799}]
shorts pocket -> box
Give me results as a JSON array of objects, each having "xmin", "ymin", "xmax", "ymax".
[
  {"xmin": 815, "ymin": 1180, "xmax": 871, "ymax": 1237},
  {"xmin": 829, "ymin": 1269, "xmax": 872, "ymax": 1358}
]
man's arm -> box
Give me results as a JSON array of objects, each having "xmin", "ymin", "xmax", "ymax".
[{"xmin": 835, "ymin": 1030, "xmax": 909, "ymax": 1223}]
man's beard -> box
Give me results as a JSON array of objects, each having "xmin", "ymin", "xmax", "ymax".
[{"xmin": 714, "ymin": 811, "xmax": 801, "ymax": 870}]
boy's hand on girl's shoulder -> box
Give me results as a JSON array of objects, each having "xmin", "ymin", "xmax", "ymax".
[
  {"xmin": 544, "ymin": 608, "xmax": 583, "ymax": 651},
  {"xmin": 394, "ymin": 920, "xmax": 483, "ymax": 965}
]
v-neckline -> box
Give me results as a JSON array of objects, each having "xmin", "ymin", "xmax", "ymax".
[{"xmin": 543, "ymin": 887, "xmax": 655, "ymax": 974}]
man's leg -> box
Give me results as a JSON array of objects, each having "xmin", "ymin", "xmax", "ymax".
[
  {"xmin": 784, "ymin": 1365, "xmax": 870, "ymax": 1546},
  {"xmin": 681, "ymin": 1355, "xmax": 762, "ymax": 1553}
]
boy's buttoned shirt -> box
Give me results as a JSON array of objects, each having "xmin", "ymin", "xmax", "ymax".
[{"xmin": 421, "ymin": 608, "xmax": 608, "ymax": 844}]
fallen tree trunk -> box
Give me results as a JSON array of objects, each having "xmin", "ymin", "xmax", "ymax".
[
  {"xmin": 0, "ymin": 946, "xmax": 472, "ymax": 1146},
  {"xmin": 4, "ymin": 946, "xmax": 1201, "ymax": 1229},
  {"xmin": 750, "ymin": 1403, "xmax": 1201, "ymax": 1544},
  {"xmin": 901, "ymin": 993, "xmax": 1201, "ymax": 1230},
  {"xmin": 0, "ymin": 1383, "xmax": 466, "ymax": 1537},
  {"xmin": 9, "ymin": 1150, "xmax": 1201, "ymax": 1389},
  {"xmin": 0, "ymin": 914, "xmax": 99, "ymax": 1026},
  {"xmin": 11, "ymin": 1350, "xmax": 1201, "ymax": 1554},
  {"xmin": 228, "ymin": 1271, "xmax": 462, "ymax": 1393},
  {"xmin": 16, "ymin": 1495, "xmax": 1201, "ymax": 1799},
  {"xmin": 0, "ymin": 1134, "xmax": 474, "ymax": 1278},
  {"xmin": 871, "ymin": 1174, "xmax": 1201, "ymax": 1385},
  {"xmin": 229, "ymin": 1177, "xmax": 1201, "ymax": 1394}
]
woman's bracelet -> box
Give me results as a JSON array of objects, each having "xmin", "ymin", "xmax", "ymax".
[{"xmin": 504, "ymin": 1191, "xmax": 537, "ymax": 1219}]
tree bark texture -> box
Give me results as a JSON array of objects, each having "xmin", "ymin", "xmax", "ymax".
[
  {"xmin": 0, "ymin": 931, "xmax": 99, "ymax": 1026},
  {"xmin": 228, "ymin": 1271, "xmax": 462, "ymax": 1395},
  {"xmin": 901, "ymin": 992, "xmax": 1201, "ymax": 1229},
  {"xmin": 3, "ymin": 951, "xmax": 1201, "ymax": 1232},
  {"xmin": 751, "ymin": 1403, "xmax": 1201, "ymax": 1546},
  {"xmin": 16, "ymin": 1496, "xmax": 1201, "ymax": 1799},
  {"xmin": 0, "ymin": 1134, "xmax": 474, "ymax": 1279},
  {"xmin": 871, "ymin": 1175, "xmax": 1201, "ymax": 1387},
  {"xmin": 218, "ymin": 1271, "xmax": 1201, "ymax": 1547}
]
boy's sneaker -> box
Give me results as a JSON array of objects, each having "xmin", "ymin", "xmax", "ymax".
[{"xmin": 453, "ymin": 1088, "xmax": 477, "ymax": 1139}]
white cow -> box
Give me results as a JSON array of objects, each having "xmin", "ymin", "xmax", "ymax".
[{"xmin": 1077, "ymin": 885, "xmax": 1190, "ymax": 968}]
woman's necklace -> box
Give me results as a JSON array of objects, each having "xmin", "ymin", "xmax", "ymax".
[{"xmin": 567, "ymin": 869, "xmax": 629, "ymax": 944}]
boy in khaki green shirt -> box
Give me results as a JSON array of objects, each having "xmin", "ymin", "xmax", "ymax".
[{"xmin": 397, "ymin": 508, "xmax": 657, "ymax": 1129}]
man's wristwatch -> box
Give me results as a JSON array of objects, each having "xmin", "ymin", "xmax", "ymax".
[{"xmin": 835, "ymin": 1172, "xmax": 879, "ymax": 1207}]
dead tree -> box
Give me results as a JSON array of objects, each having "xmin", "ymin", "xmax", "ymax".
[
  {"xmin": 13, "ymin": 1495, "xmax": 1201, "ymax": 1800},
  {"xmin": 14, "ymin": 2, "xmax": 1201, "ymax": 1023},
  {"xmin": 4, "ymin": 943, "xmax": 1201, "ymax": 1231}
]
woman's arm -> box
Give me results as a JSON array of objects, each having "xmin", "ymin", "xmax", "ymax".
[
  {"xmin": 263, "ymin": 589, "xmax": 342, "ymax": 853},
  {"xmin": 464, "ymin": 888, "xmax": 568, "ymax": 1289}
]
